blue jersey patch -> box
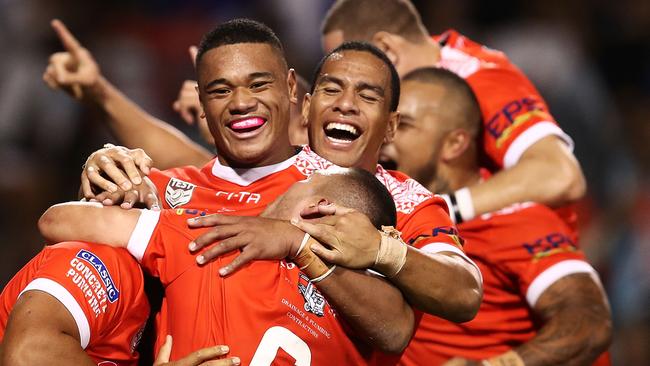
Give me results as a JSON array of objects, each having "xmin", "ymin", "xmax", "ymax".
[{"xmin": 76, "ymin": 249, "xmax": 120, "ymax": 303}]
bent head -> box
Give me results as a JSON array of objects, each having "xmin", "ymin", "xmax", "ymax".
[
  {"xmin": 264, "ymin": 167, "xmax": 396, "ymax": 229},
  {"xmin": 321, "ymin": 0, "xmax": 431, "ymax": 76},
  {"xmin": 393, "ymin": 67, "xmax": 480, "ymax": 193},
  {"xmin": 303, "ymin": 42, "xmax": 400, "ymax": 172},
  {"xmin": 195, "ymin": 19, "xmax": 296, "ymax": 168}
]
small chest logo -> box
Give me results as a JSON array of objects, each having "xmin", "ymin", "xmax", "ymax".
[
  {"xmin": 297, "ymin": 273, "xmax": 326, "ymax": 317},
  {"xmin": 165, "ymin": 178, "xmax": 196, "ymax": 208}
]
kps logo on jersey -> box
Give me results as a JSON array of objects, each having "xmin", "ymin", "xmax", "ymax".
[
  {"xmin": 165, "ymin": 178, "xmax": 196, "ymax": 208},
  {"xmin": 298, "ymin": 273, "xmax": 326, "ymax": 317}
]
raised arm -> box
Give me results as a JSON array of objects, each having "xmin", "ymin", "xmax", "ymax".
[
  {"xmin": 38, "ymin": 201, "xmax": 141, "ymax": 247},
  {"xmin": 1, "ymin": 291, "xmax": 96, "ymax": 366},
  {"xmin": 467, "ymin": 135, "xmax": 586, "ymax": 217},
  {"xmin": 44, "ymin": 19, "xmax": 212, "ymax": 169}
]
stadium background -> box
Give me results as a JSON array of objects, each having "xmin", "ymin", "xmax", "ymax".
[{"xmin": 0, "ymin": 0, "xmax": 647, "ymax": 364}]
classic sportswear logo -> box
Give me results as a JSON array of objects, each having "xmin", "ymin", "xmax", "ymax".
[
  {"xmin": 165, "ymin": 177, "xmax": 196, "ymax": 208},
  {"xmin": 76, "ymin": 250, "xmax": 120, "ymax": 303}
]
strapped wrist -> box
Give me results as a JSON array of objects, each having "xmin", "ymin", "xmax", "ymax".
[
  {"xmin": 292, "ymin": 236, "xmax": 333, "ymax": 280},
  {"xmin": 373, "ymin": 226, "xmax": 408, "ymax": 278},
  {"xmin": 482, "ymin": 350, "xmax": 525, "ymax": 366}
]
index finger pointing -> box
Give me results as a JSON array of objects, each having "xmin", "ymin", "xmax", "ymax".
[
  {"xmin": 189, "ymin": 45, "xmax": 198, "ymax": 68},
  {"xmin": 51, "ymin": 19, "xmax": 83, "ymax": 54}
]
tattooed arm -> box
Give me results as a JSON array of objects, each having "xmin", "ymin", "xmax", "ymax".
[{"xmin": 446, "ymin": 273, "xmax": 612, "ymax": 366}]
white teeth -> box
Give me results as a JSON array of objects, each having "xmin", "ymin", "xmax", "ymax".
[{"xmin": 325, "ymin": 122, "xmax": 359, "ymax": 136}]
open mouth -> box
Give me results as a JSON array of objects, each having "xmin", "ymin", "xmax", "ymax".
[
  {"xmin": 324, "ymin": 122, "xmax": 361, "ymax": 144},
  {"xmin": 228, "ymin": 117, "xmax": 267, "ymax": 134}
]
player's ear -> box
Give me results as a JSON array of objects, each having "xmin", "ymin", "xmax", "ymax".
[
  {"xmin": 384, "ymin": 111, "xmax": 400, "ymax": 143},
  {"xmin": 372, "ymin": 31, "xmax": 400, "ymax": 66},
  {"xmin": 301, "ymin": 93, "xmax": 312, "ymax": 123},
  {"xmin": 442, "ymin": 129, "xmax": 472, "ymax": 161},
  {"xmin": 287, "ymin": 68, "xmax": 298, "ymax": 104},
  {"xmin": 195, "ymin": 84, "xmax": 206, "ymax": 119}
]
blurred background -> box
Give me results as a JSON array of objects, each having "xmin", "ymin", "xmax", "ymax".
[{"xmin": 0, "ymin": 0, "xmax": 647, "ymax": 363}]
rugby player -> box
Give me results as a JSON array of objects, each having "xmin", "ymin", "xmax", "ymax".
[
  {"xmin": 387, "ymin": 67, "xmax": 610, "ymax": 365},
  {"xmin": 39, "ymin": 168, "xmax": 414, "ymax": 364},
  {"xmin": 321, "ymin": 0, "xmax": 586, "ymax": 235},
  {"xmin": 0, "ymin": 242, "xmax": 238, "ymax": 366},
  {"xmin": 50, "ymin": 19, "xmax": 481, "ymax": 323}
]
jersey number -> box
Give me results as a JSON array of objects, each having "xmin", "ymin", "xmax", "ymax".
[{"xmin": 250, "ymin": 326, "xmax": 312, "ymax": 366}]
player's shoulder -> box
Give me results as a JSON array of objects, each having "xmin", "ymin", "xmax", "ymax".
[
  {"xmin": 469, "ymin": 202, "xmax": 570, "ymax": 238},
  {"xmin": 375, "ymin": 166, "xmax": 446, "ymax": 215},
  {"xmin": 292, "ymin": 145, "xmax": 341, "ymax": 177},
  {"xmin": 435, "ymin": 29, "xmax": 519, "ymax": 78}
]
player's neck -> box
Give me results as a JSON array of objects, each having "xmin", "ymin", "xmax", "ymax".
[
  {"xmin": 217, "ymin": 145, "xmax": 297, "ymax": 169},
  {"xmin": 437, "ymin": 162, "xmax": 481, "ymax": 193}
]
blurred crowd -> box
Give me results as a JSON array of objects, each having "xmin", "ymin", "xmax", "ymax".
[{"xmin": 0, "ymin": 0, "xmax": 648, "ymax": 364}]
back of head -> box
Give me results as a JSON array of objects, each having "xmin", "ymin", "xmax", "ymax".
[
  {"xmin": 322, "ymin": 0, "xmax": 428, "ymax": 43},
  {"xmin": 196, "ymin": 18, "xmax": 287, "ymax": 70},
  {"xmin": 311, "ymin": 41, "xmax": 401, "ymax": 112},
  {"xmin": 318, "ymin": 168, "xmax": 397, "ymax": 228},
  {"xmin": 403, "ymin": 67, "xmax": 481, "ymax": 136}
]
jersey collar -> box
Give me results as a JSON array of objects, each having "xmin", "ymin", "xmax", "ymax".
[{"xmin": 211, "ymin": 153, "xmax": 298, "ymax": 186}]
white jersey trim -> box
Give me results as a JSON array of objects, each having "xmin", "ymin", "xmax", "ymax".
[
  {"xmin": 127, "ymin": 209, "xmax": 161, "ymax": 262},
  {"xmin": 211, "ymin": 154, "xmax": 297, "ymax": 187},
  {"xmin": 503, "ymin": 121, "xmax": 574, "ymax": 168},
  {"xmin": 526, "ymin": 260, "xmax": 599, "ymax": 307},
  {"xmin": 20, "ymin": 278, "xmax": 91, "ymax": 349},
  {"xmin": 420, "ymin": 243, "xmax": 483, "ymax": 284}
]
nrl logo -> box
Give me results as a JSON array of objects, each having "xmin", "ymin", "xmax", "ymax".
[
  {"xmin": 298, "ymin": 273, "xmax": 326, "ymax": 317},
  {"xmin": 165, "ymin": 178, "xmax": 196, "ymax": 208}
]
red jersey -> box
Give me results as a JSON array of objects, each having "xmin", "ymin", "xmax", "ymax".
[
  {"xmin": 150, "ymin": 146, "xmax": 466, "ymax": 258},
  {"xmin": 399, "ymin": 203, "xmax": 607, "ymax": 365},
  {"xmin": 0, "ymin": 242, "xmax": 149, "ymax": 365},
  {"xmin": 140, "ymin": 147, "xmax": 469, "ymax": 362},
  {"xmin": 433, "ymin": 29, "xmax": 578, "ymax": 238},
  {"xmin": 128, "ymin": 208, "xmax": 372, "ymax": 365}
]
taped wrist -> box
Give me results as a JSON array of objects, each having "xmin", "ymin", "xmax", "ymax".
[
  {"xmin": 292, "ymin": 235, "xmax": 334, "ymax": 280},
  {"xmin": 373, "ymin": 226, "xmax": 408, "ymax": 278},
  {"xmin": 482, "ymin": 350, "xmax": 525, "ymax": 366}
]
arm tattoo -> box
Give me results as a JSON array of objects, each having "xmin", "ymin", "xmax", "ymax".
[{"xmin": 516, "ymin": 273, "xmax": 612, "ymax": 366}]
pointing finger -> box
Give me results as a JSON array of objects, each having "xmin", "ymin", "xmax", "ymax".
[{"xmin": 51, "ymin": 19, "xmax": 83, "ymax": 55}]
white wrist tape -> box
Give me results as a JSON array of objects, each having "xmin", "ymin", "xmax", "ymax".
[
  {"xmin": 310, "ymin": 265, "xmax": 337, "ymax": 283},
  {"xmin": 454, "ymin": 187, "xmax": 476, "ymax": 222},
  {"xmin": 294, "ymin": 233, "xmax": 311, "ymax": 258},
  {"xmin": 374, "ymin": 226, "xmax": 408, "ymax": 278}
]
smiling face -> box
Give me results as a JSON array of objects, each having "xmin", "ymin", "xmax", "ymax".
[
  {"xmin": 304, "ymin": 50, "xmax": 398, "ymax": 172},
  {"xmin": 197, "ymin": 43, "xmax": 296, "ymax": 167}
]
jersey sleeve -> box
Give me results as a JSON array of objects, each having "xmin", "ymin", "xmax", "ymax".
[
  {"xmin": 467, "ymin": 67, "xmax": 573, "ymax": 169},
  {"xmin": 492, "ymin": 206, "xmax": 599, "ymax": 307},
  {"xmin": 126, "ymin": 209, "xmax": 202, "ymax": 283},
  {"xmin": 19, "ymin": 244, "xmax": 146, "ymax": 350},
  {"xmin": 398, "ymin": 196, "xmax": 479, "ymax": 274}
]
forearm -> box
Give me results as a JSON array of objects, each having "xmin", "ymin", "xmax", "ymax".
[
  {"xmin": 391, "ymin": 247, "xmax": 481, "ymax": 322},
  {"xmin": 316, "ymin": 267, "xmax": 414, "ymax": 353},
  {"xmin": 39, "ymin": 202, "xmax": 139, "ymax": 246},
  {"xmin": 470, "ymin": 136, "xmax": 586, "ymax": 216},
  {"xmin": 513, "ymin": 274, "xmax": 612, "ymax": 366},
  {"xmin": 91, "ymin": 76, "xmax": 213, "ymax": 169}
]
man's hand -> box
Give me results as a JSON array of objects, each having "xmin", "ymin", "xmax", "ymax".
[
  {"xmin": 81, "ymin": 144, "xmax": 153, "ymax": 198},
  {"xmin": 154, "ymin": 335, "xmax": 240, "ymax": 366},
  {"xmin": 171, "ymin": 46, "xmax": 212, "ymax": 144},
  {"xmin": 43, "ymin": 19, "xmax": 101, "ymax": 100},
  {"xmin": 91, "ymin": 176, "xmax": 160, "ymax": 210},
  {"xmin": 187, "ymin": 215, "xmax": 305, "ymax": 276},
  {"xmin": 291, "ymin": 203, "xmax": 382, "ymax": 269}
]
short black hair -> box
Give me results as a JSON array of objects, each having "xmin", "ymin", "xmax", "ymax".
[
  {"xmin": 311, "ymin": 41, "xmax": 400, "ymax": 111},
  {"xmin": 319, "ymin": 167, "xmax": 397, "ymax": 228},
  {"xmin": 196, "ymin": 18, "xmax": 287, "ymax": 69},
  {"xmin": 403, "ymin": 67, "xmax": 481, "ymax": 136},
  {"xmin": 322, "ymin": 0, "xmax": 428, "ymax": 43}
]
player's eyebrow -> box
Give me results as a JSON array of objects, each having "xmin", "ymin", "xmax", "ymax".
[
  {"xmin": 205, "ymin": 72, "xmax": 275, "ymax": 90},
  {"xmin": 357, "ymin": 82, "xmax": 385, "ymax": 96},
  {"xmin": 317, "ymin": 75, "xmax": 344, "ymax": 87}
]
